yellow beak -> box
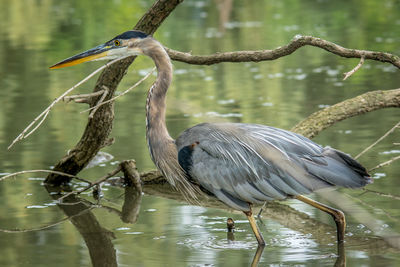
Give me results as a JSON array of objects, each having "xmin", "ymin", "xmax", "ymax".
[{"xmin": 50, "ymin": 44, "xmax": 112, "ymax": 69}]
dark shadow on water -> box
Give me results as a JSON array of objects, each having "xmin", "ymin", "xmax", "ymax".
[
  {"xmin": 334, "ymin": 243, "xmax": 346, "ymax": 267},
  {"xmin": 45, "ymin": 184, "xmax": 142, "ymax": 267}
]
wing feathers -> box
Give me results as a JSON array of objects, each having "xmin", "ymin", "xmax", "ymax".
[{"xmin": 176, "ymin": 122, "xmax": 371, "ymax": 211}]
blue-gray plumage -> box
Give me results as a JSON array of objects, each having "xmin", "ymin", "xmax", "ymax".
[
  {"xmin": 176, "ymin": 122, "xmax": 371, "ymax": 211},
  {"xmin": 51, "ymin": 30, "xmax": 373, "ymax": 247}
]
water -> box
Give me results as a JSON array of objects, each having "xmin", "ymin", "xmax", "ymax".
[{"xmin": 0, "ymin": 0, "xmax": 400, "ymax": 266}]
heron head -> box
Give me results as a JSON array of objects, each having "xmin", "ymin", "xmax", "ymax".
[{"xmin": 50, "ymin": 30, "xmax": 149, "ymax": 69}]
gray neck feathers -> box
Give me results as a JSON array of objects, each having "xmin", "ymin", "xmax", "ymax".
[{"xmin": 144, "ymin": 39, "xmax": 201, "ymax": 200}]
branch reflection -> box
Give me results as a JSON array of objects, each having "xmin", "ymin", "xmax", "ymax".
[{"xmin": 46, "ymin": 184, "xmax": 143, "ymax": 267}]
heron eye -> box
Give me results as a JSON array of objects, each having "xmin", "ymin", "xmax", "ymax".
[{"xmin": 114, "ymin": 40, "xmax": 121, "ymax": 46}]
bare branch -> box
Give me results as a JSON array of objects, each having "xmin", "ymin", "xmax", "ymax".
[
  {"xmin": 356, "ymin": 120, "xmax": 400, "ymax": 159},
  {"xmin": 291, "ymin": 89, "xmax": 400, "ymax": 139},
  {"xmin": 24, "ymin": 110, "xmax": 50, "ymax": 138},
  {"xmin": 81, "ymin": 67, "xmax": 156, "ymax": 114},
  {"xmin": 166, "ymin": 35, "xmax": 400, "ymax": 68},
  {"xmin": 343, "ymin": 56, "xmax": 365, "ymax": 80},
  {"xmin": 362, "ymin": 188, "xmax": 400, "ymax": 201},
  {"xmin": 344, "ymin": 192, "xmax": 397, "ymax": 221},
  {"xmin": 369, "ymin": 155, "xmax": 400, "ymax": 172},
  {"xmin": 8, "ymin": 56, "xmax": 129, "ymax": 150},
  {"xmin": 89, "ymin": 86, "xmax": 109, "ymax": 119},
  {"xmin": 63, "ymin": 90, "xmax": 106, "ymax": 104},
  {"xmin": 120, "ymin": 160, "xmax": 142, "ymax": 192}
]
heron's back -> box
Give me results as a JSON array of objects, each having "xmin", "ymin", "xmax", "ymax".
[{"xmin": 176, "ymin": 122, "xmax": 372, "ymax": 211}]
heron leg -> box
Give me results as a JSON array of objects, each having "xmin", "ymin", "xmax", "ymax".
[
  {"xmin": 257, "ymin": 201, "xmax": 267, "ymax": 218},
  {"xmin": 295, "ymin": 195, "xmax": 346, "ymax": 243},
  {"xmin": 244, "ymin": 209, "xmax": 266, "ymax": 247}
]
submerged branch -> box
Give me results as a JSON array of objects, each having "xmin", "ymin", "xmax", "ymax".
[
  {"xmin": 58, "ymin": 166, "xmax": 122, "ymax": 201},
  {"xmin": 54, "ymin": 160, "xmax": 140, "ymax": 201},
  {"xmin": 166, "ymin": 35, "xmax": 400, "ymax": 69}
]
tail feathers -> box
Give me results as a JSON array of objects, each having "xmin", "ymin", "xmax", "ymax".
[
  {"xmin": 323, "ymin": 148, "xmax": 373, "ymax": 187},
  {"xmin": 334, "ymin": 149, "xmax": 370, "ymax": 177}
]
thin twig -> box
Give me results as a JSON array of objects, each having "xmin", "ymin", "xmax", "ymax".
[
  {"xmin": 89, "ymin": 86, "xmax": 109, "ymax": 119},
  {"xmin": 369, "ymin": 155, "xmax": 400, "ymax": 171},
  {"xmin": 362, "ymin": 188, "xmax": 400, "ymax": 201},
  {"xmin": 8, "ymin": 56, "xmax": 129, "ymax": 150},
  {"xmin": 0, "ymin": 207, "xmax": 94, "ymax": 233},
  {"xmin": 343, "ymin": 56, "xmax": 365, "ymax": 80},
  {"xmin": 81, "ymin": 67, "xmax": 156, "ymax": 114},
  {"xmin": 356, "ymin": 120, "xmax": 400, "ymax": 159},
  {"xmin": 63, "ymin": 90, "xmax": 106, "ymax": 103},
  {"xmin": 344, "ymin": 192, "xmax": 397, "ymax": 221},
  {"xmin": 24, "ymin": 110, "xmax": 50, "ymax": 138},
  {"xmin": 58, "ymin": 166, "xmax": 122, "ymax": 201},
  {"xmin": 0, "ymin": 169, "xmax": 89, "ymax": 183}
]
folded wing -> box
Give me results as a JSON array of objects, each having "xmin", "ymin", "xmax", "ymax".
[{"xmin": 176, "ymin": 122, "xmax": 372, "ymax": 211}]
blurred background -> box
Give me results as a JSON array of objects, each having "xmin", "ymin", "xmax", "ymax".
[{"xmin": 0, "ymin": 0, "xmax": 399, "ymax": 266}]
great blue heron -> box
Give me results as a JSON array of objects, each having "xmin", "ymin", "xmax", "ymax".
[{"xmin": 50, "ymin": 30, "xmax": 372, "ymax": 246}]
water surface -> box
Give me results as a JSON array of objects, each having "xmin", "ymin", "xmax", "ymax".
[{"xmin": 0, "ymin": 0, "xmax": 400, "ymax": 266}]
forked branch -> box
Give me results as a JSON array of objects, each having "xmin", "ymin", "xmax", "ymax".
[
  {"xmin": 58, "ymin": 160, "xmax": 141, "ymax": 201},
  {"xmin": 344, "ymin": 56, "xmax": 365, "ymax": 80},
  {"xmin": 81, "ymin": 67, "xmax": 156, "ymax": 115},
  {"xmin": 58, "ymin": 166, "xmax": 122, "ymax": 201}
]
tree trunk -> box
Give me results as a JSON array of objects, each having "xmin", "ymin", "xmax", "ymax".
[{"xmin": 45, "ymin": 0, "xmax": 184, "ymax": 185}]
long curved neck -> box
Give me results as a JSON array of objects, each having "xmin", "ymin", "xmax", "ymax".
[
  {"xmin": 142, "ymin": 38, "xmax": 201, "ymax": 200},
  {"xmin": 145, "ymin": 39, "xmax": 173, "ymax": 144},
  {"xmin": 144, "ymin": 39, "xmax": 176, "ymax": 172}
]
